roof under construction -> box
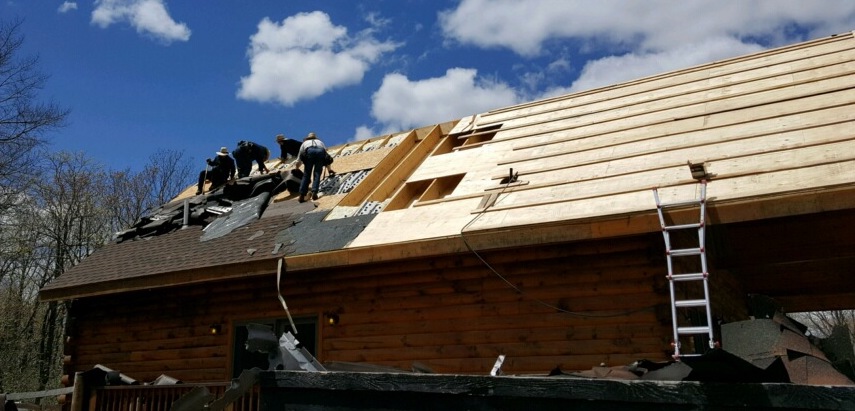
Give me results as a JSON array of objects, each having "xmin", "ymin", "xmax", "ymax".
[{"xmin": 41, "ymin": 31, "xmax": 855, "ymax": 313}]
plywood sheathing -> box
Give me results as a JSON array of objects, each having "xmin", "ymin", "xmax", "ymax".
[
  {"xmin": 344, "ymin": 32, "xmax": 855, "ymax": 249},
  {"xmin": 330, "ymin": 147, "xmax": 395, "ymax": 174}
]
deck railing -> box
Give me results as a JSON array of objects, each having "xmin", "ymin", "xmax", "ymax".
[{"xmin": 91, "ymin": 383, "xmax": 260, "ymax": 411}]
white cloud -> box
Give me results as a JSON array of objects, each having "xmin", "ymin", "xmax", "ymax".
[
  {"xmin": 441, "ymin": 0, "xmax": 855, "ymax": 98},
  {"xmin": 58, "ymin": 2, "xmax": 78, "ymax": 13},
  {"xmin": 564, "ymin": 36, "xmax": 765, "ymax": 94},
  {"xmin": 91, "ymin": 0, "xmax": 190, "ymax": 44},
  {"xmin": 238, "ymin": 11, "xmax": 400, "ymax": 106},
  {"xmin": 370, "ymin": 68, "xmax": 521, "ymax": 133},
  {"xmin": 440, "ymin": 0, "xmax": 855, "ymax": 56},
  {"xmin": 352, "ymin": 126, "xmax": 376, "ymax": 142}
]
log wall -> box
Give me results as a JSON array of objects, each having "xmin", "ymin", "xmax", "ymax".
[{"xmin": 65, "ymin": 234, "xmax": 746, "ymax": 382}]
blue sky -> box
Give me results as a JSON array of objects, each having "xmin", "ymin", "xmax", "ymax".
[{"xmin": 3, "ymin": 0, "xmax": 855, "ymax": 173}]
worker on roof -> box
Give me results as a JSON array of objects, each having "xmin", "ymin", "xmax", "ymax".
[
  {"xmin": 233, "ymin": 140, "xmax": 270, "ymax": 178},
  {"xmin": 275, "ymin": 134, "xmax": 302, "ymax": 163},
  {"xmin": 297, "ymin": 132, "xmax": 329, "ymax": 203},
  {"xmin": 196, "ymin": 147, "xmax": 236, "ymax": 195}
]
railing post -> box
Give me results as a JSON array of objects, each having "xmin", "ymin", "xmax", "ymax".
[{"xmin": 70, "ymin": 372, "xmax": 84, "ymax": 411}]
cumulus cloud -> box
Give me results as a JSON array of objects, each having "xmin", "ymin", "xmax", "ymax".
[
  {"xmin": 440, "ymin": 0, "xmax": 855, "ymax": 95},
  {"xmin": 352, "ymin": 126, "xmax": 376, "ymax": 142},
  {"xmin": 91, "ymin": 0, "xmax": 190, "ymax": 44},
  {"xmin": 58, "ymin": 2, "xmax": 78, "ymax": 13},
  {"xmin": 440, "ymin": 0, "xmax": 855, "ymax": 56},
  {"xmin": 565, "ymin": 36, "xmax": 764, "ymax": 94},
  {"xmin": 369, "ymin": 68, "xmax": 521, "ymax": 134},
  {"xmin": 237, "ymin": 11, "xmax": 400, "ymax": 106}
]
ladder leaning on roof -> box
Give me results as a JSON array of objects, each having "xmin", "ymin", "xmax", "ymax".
[{"xmin": 652, "ymin": 180, "xmax": 716, "ymax": 359}]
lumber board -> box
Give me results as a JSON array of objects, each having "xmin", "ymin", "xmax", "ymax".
[
  {"xmin": 337, "ymin": 130, "xmax": 416, "ymax": 207},
  {"xmin": 480, "ymin": 35, "xmax": 854, "ymax": 126},
  {"xmin": 378, "ymin": 128, "xmax": 442, "ymax": 198},
  {"xmin": 495, "ymin": 59, "xmax": 855, "ymax": 136},
  {"xmin": 493, "ymin": 72, "xmax": 855, "ymax": 145},
  {"xmin": 464, "ymin": 160, "xmax": 855, "ymax": 233},
  {"xmin": 481, "ymin": 139, "xmax": 855, "ymax": 212},
  {"xmin": 502, "ymin": 101, "xmax": 855, "ymax": 168}
]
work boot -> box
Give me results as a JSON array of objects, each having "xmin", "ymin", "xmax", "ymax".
[
  {"xmin": 312, "ymin": 192, "xmax": 318, "ymax": 200},
  {"xmin": 298, "ymin": 194, "xmax": 306, "ymax": 203}
]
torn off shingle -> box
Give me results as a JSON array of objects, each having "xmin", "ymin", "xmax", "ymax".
[{"xmin": 201, "ymin": 193, "xmax": 271, "ymax": 242}]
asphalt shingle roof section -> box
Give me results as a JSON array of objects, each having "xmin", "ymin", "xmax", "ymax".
[{"xmin": 39, "ymin": 209, "xmax": 302, "ymax": 296}]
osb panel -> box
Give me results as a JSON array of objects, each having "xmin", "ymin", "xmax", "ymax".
[{"xmin": 332, "ymin": 147, "xmax": 395, "ymax": 174}]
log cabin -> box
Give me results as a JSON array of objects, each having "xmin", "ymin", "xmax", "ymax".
[{"xmin": 38, "ymin": 29, "xmax": 855, "ymax": 405}]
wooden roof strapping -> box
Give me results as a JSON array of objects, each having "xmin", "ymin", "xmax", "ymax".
[{"xmin": 347, "ymin": 32, "xmax": 855, "ymax": 248}]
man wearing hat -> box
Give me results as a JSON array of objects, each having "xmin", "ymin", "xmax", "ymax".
[
  {"xmin": 275, "ymin": 134, "xmax": 302, "ymax": 163},
  {"xmin": 196, "ymin": 147, "xmax": 236, "ymax": 195},
  {"xmin": 297, "ymin": 132, "xmax": 329, "ymax": 202},
  {"xmin": 233, "ymin": 140, "xmax": 270, "ymax": 178}
]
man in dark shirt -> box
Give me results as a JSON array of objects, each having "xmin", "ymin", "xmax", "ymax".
[
  {"xmin": 233, "ymin": 140, "xmax": 270, "ymax": 178},
  {"xmin": 196, "ymin": 147, "xmax": 236, "ymax": 194},
  {"xmin": 276, "ymin": 134, "xmax": 302, "ymax": 162}
]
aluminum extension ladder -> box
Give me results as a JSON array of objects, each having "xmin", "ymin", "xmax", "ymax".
[{"xmin": 652, "ymin": 180, "xmax": 715, "ymax": 359}]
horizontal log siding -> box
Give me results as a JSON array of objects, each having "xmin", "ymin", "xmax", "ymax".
[{"xmin": 67, "ymin": 234, "xmax": 702, "ymax": 381}]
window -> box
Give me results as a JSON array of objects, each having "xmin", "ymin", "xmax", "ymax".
[{"xmin": 231, "ymin": 316, "xmax": 318, "ymax": 378}]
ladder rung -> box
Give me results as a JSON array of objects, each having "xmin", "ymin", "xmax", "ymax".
[
  {"xmin": 670, "ymin": 273, "xmax": 706, "ymax": 281},
  {"xmin": 677, "ymin": 326, "xmax": 711, "ymax": 335},
  {"xmin": 668, "ymin": 248, "xmax": 702, "ymax": 256},
  {"xmin": 663, "ymin": 223, "xmax": 702, "ymax": 231},
  {"xmin": 658, "ymin": 199, "xmax": 703, "ymax": 209},
  {"xmin": 675, "ymin": 299, "xmax": 708, "ymax": 308}
]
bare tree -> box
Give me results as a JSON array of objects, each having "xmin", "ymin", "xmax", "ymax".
[
  {"xmin": 0, "ymin": 149, "xmax": 194, "ymax": 394},
  {"xmin": 0, "ymin": 19, "xmax": 68, "ymax": 214},
  {"xmin": 28, "ymin": 151, "xmax": 112, "ymax": 392},
  {"xmin": 0, "ymin": 193, "xmax": 45, "ymax": 393},
  {"xmin": 105, "ymin": 148, "xmax": 193, "ymax": 233},
  {"xmin": 794, "ymin": 310, "xmax": 855, "ymax": 339},
  {"xmin": 144, "ymin": 148, "xmax": 194, "ymax": 206}
]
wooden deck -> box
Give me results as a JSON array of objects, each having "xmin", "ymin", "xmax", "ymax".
[{"xmin": 258, "ymin": 370, "xmax": 855, "ymax": 411}]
